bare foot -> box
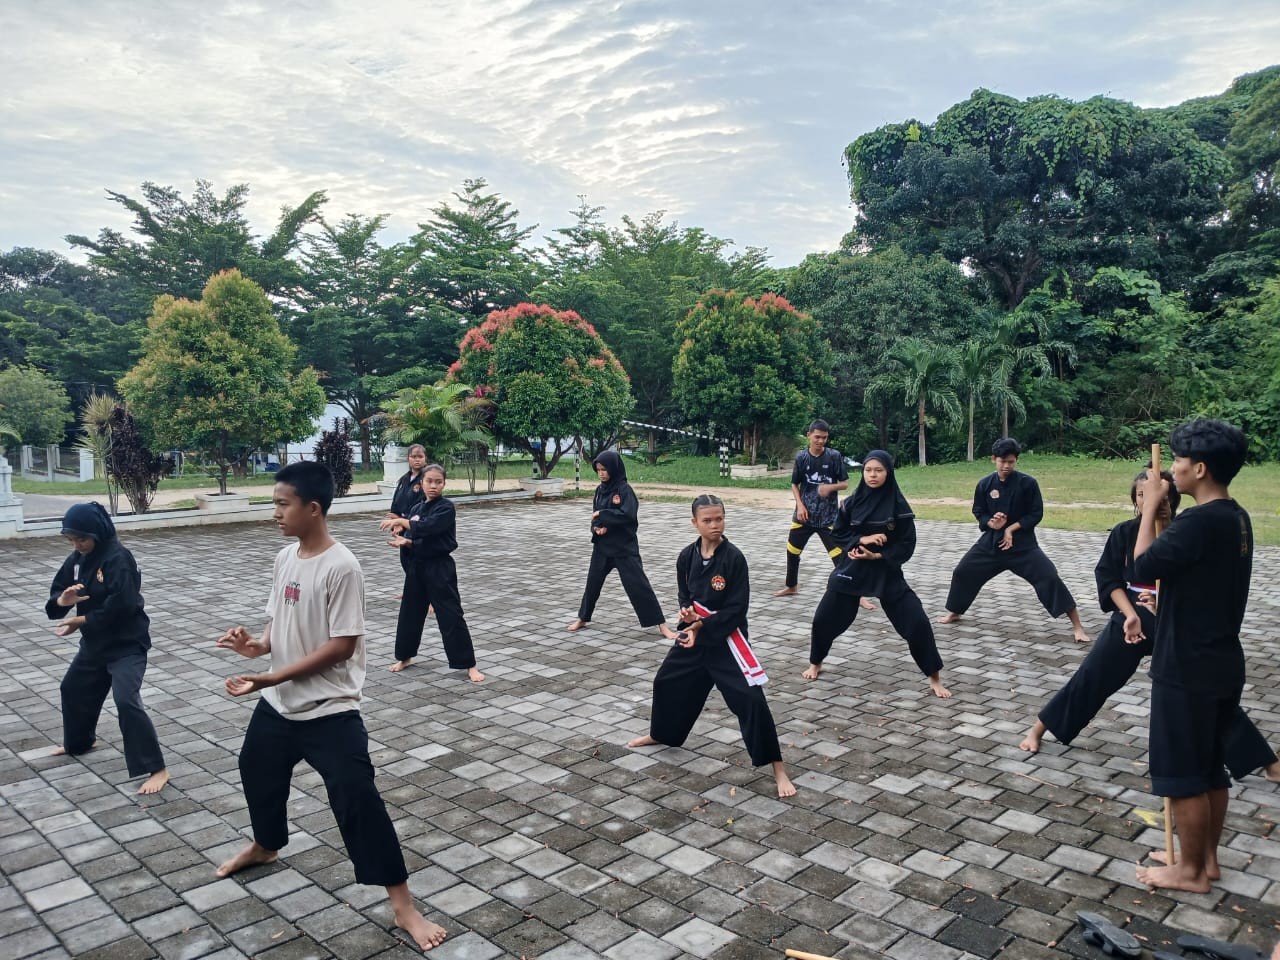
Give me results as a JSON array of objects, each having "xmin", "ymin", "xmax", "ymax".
[
  {"xmin": 773, "ymin": 586, "xmax": 798, "ymax": 597},
  {"xmin": 567, "ymin": 619, "xmax": 589, "ymax": 632},
  {"xmin": 390, "ymin": 658, "xmax": 413, "ymax": 673},
  {"xmin": 859, "ymin": 597, "xmax": 876, "ymax": 610},
  {"xmin": 1148, "ymin": 848, "xmax": 1220, "ymax": 880},
  {"xmin": 215, "ymin": 841, "xmax": 277, "ymax": 877},
  {"xmin": 394, "ymin": 906, "xmax": 448, "ymax": 951},
  {"xmin": 773, "ymin": 761, "xmax": 797, "ymax": 798},
  {"xmin": 627, "ymin": 734, "xmax": 658, "ymax": 748},
  {"xmin": 1019, "ymin": 720, "xmax": 1045, "ymax": 754},
  {"xmin": 138, "ymin": 769, "xmax": 169, "ymax": 795},
  {"xmin": 1135, "ymin": 861, "xmax": 1212, "ymax": 893},
  {"xmin": 393, "ymin": 592, "xmax": 403, "ymax": 600},
  {"xmin": 1265, "ymin": 760, "xmax": 1280, "ymax": 783},
  {"xmin": 802, "ymin": 663, "xmax": 822, "ymax": 681},
  {"xmin": 658, "ymin": 623, "xmax": 679, "ymax": 640},
  {"xmin": 928, "ymin": 674, "xmax": 952, "ymax": 699},
  {"xmin": 467, "ymin": 666, "xmax": 485, "ymax": 683},
  {"xmin": 51, "ymin": 741, "xmax": 96, "ymax": 757},
  {"xmin": 937, "ymin": 611, "xmax": 961, "ymax": 625},
  {"xmin": 1072, "ymin": 626, "xmax": 1091, "ymax": 644}
]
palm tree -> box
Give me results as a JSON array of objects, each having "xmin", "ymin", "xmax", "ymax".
[
  {"xmin": 953, "ymin": 340, "xmax": 1023, "ymax": 461},
  {"xmin": 989, "ymin": 311, "xmax": 1075, "ymax": 437},
  {"xmin": 382, "ymin": 381, "xmax": 494, "ymax": 465},
  {"xmin": 867, "ymin": 338, "xmax": 961, "ymax": 466}
]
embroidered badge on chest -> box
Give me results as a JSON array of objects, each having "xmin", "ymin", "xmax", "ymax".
[
  {"xmin": 990, "ymin": 490, "xmax": 1000, "ymax": 499},
  {"xmin": 711, "ymin": 575, "xmax": 726, "ymax": 591},
  {"xmin": 612, "ymin": 494, "xmax": 621, "ymax": 504},
  {"xmin": 412, "ymin": 484, "xmax": 421, "ymax": 493}
]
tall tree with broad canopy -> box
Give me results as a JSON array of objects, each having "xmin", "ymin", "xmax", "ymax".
[
  {"xmin": 67, "ymin": 180, "xmax": 326, "ymax": 301},
  {"xmin": 120, "ymin": 270, "xmax": 325, "ymax": 495},
  {"xmin": 845, "ymin": 90, "xmax": 1230, "ymax": 309},
  {"xmin": 284, "ymin": 214, "xmax": 459, "ymax": 465},
  {"xmin": 410, "ymin": 178, "xmax": 539, "ymax": 322},
  {"xmin": 450, "ymin": 303, "xmax": 632, "ymax": 478},
  {"xmin": 672, "ymin": 291, "xmax": 832, "ymax": 465}
]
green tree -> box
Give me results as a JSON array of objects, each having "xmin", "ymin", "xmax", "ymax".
[
  {"xmin": 953, "ymin": 338, "xmax": 1018, "ymax": 461},
  {"xmin": 410, "ymin": 178, "xmax": 539, "ymax": 321},
  {"xmin": 673, "ymin": 291, "xmax": 832, "ymax": 464},
  {"xmin": 286, "ymin": 214, "xmax": 458, "ymax": 465},
  {"xmin": 67, "ymin": 180, "xmax": 326, "ymax": 300},
  {"xmin": 0, "ymin": 364, "xmax": 73, "ymax": 447},
  {"xmin": 866, "ymin": 339, "xmax": 961, "ymax": 466},
  {"xmin": 381, "ymin": 381, "xmax": 493, "ymax": 465},
  {"xmin": 988, "ymin": 308, "xmax": 1060, "ymax": 437},
  {"xmin": 845, "ymin": 90, "xmax": 1230, "ymax": 308},
  {"xmin": 451, "ymin": 303, "xmax": 632, "ymax": 477},
  {"xmin": 120, "ymin": 270, "xmax": 325, "ymax": 495}
]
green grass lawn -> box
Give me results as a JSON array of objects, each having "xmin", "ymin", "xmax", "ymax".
[{"xmin": 13, "ymin": 466, "xmax": 386, "ymax": 496}]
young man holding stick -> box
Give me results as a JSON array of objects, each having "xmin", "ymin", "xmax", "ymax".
[{"xmin": 1131, "ymin": 420, "xmax": 1252, "ymax": 893}]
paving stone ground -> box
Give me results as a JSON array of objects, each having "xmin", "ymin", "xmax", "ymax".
[{"xmin": 2, "ymin": 498, "xmax": 1279, "ymax": 960}]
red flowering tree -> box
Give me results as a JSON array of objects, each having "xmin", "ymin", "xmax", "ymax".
[
  {"xmin": 450, "ymin": 303, "xmax": 632, "ymax": 477},
  {"xmin": 673, "ymin": 290, "xmax": 833, "ymax": 464}
]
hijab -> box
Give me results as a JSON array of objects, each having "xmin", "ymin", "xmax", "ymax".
[
  {"xmin": 844, "ymin": 450, "xmax": 914, "ymax": 527},
  {"xmin": 60, "ymin": 502, "xmax": 117, "ymax": 553},
  {"xmin": 592, "ymin": 450, "xmax": 628, "ymax": 506}
]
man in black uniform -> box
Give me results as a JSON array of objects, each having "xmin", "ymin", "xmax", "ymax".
[
  {"xmin": 938, "ymin": 437, "xmax": 1090, "ymax": 643},
  {"xmin": 774, "ymin": 419, "xmax": 849, "ymax": 596}
]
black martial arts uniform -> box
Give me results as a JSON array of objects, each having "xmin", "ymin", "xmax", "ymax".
[
  {"xmin": 575, "ymin": 451, "xmax": 665, "ymax": 627},
  {"xmin": 943, "ymin": 468, "xmax": 1076, "ymax": 618},
  {"xmin": 394, "ymin": 494, "xmax": 477, "ymax": 668},
  {"xmin": 45, "ymin": 502, "xmax": 165, "ymax": 778},
  {"xmin": 784, "ymin": 446, "xmax": 848, "ymax": 587},
  {"xmin": 646, "ymin": 538, "xmax": 782, "ymax": 767},
  {"xmin": 809, "ymin": 450, "xmax": 942, "ymax": 677},
  {"xmin": 1133, "ymin": 499, "xmax": 1253, "ymax": 798},
  {"xmin": 389, "ymin": 467, "xmax": 425, "ymax": 574},
  {"xmin": 1036, "ymin": 517, "xmax": 1275, "ymax": 778}
]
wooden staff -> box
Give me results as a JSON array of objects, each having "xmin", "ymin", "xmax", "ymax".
[
  {"xmin": 785, "ymin": 951, "xmax": 842, "ymax": 960},
  {"xmin": 1151, "ymin": 441, "xmax": 1176, "ymax": 866}
]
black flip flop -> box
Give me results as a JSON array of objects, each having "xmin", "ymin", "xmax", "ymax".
[
  {"xmin": 1077, "ymin": 911, "xmax": 1142, "ymax": 958},
  {"xmin": 1177, "ymin": 934, "xmax": 1268, "ymax": 960}
]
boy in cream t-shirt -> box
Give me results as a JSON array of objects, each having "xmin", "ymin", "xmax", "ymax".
[{"xmin": 215, "ymin": 461, "xmax": 447, "ymax": 952}]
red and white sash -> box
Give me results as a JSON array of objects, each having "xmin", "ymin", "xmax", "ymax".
[{"xmin": 691, "ymin": 600, "xmax": 768, "ymax": 686}]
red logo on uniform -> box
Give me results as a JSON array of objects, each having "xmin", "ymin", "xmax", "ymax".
[
  {"xmin": 612, "ymin": 494, "xmax": 621, "ymax": 504},
  {"xmin": 711, "ymin": 575, "xmax": 726, "ymax": 591}
]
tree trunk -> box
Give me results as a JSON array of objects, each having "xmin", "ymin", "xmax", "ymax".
[
  {"xmin": 917, "ymin": 397, "xmax": 927, "ymax": 467},
  {"xmin": 647, "ymin": 428, "xmax": 657, "ymax": 466},
  {"xmin": 1002, "ymin": 399, "xmax": 1010, "ymax": 439},
  {"xmin": 218, "ymin": 434, "xmax": 230, "ymax": 495},
  {"xmin": 967, "ymin": 392, "xmax": 975, "ymax": 462}
]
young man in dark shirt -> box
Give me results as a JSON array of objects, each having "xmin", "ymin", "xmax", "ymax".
[
  {"xmin": 938, "ymin": 438, "xmax": 1090, "ymax": 642},
  {"xmin": 1132, "ymin": 419, "xmax": 1252, "ymax": 893},
  {"xmin": 774, "ymin": 419, "xmax": 849, "ymax": 596}
]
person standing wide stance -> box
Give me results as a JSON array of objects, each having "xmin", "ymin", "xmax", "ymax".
[
  {"xmin": 45, "ymin": 502, "xmax": 168, "ymax": 795},
  {"xmin": 568, "ymin": 450, "xmax": 676, "ymax": 638},
  {"xmin": 1132, "ymin": 419, "xmax": 1252, "ymax": 894},
  {"xmin": 774, "ymin": 419, "xmax": 849, "ymax": 596},
  {"xmin": 938, "ymin": 437, "xmax": 1090, "ymax": 643},
  {"xmin": 214, "ymin": 462, "xmax": 447, "ymax": 951}
]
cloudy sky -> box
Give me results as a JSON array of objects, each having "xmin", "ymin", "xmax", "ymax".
[{"xmin": 2, "ymin": 1, "xmax": 1278, "ymax": 267}]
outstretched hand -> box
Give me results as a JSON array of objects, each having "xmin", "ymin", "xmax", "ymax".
[
  {"xmin": 217, "ymin": 626, "xmax": 265, "ymax": 658},
  {"xmin": 388, "ymin": 535, "xmax": 411, "ymax": 548},
  {"xmin": 225, "ymin": 674, "xmax": 274, "ymax": 697},
  {"xmin": 54, "ymin": 617, "xmax": 83, "ymax": 637},
  {"xmin": 56, "ymin": 584, "xmax": 89, "ymax": 607},
  {"xmin": 988, "ymin": 512, "xmax": 1007, "ymax": 530},
  {"xmin": 1122, "ymin": 611, "xmax": 1146, "ymax": 645},
  {"xmin": 998, "ymin": 530, "xmax": 1015, "ymax": 551}
]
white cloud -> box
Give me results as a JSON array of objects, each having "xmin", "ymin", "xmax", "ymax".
[{"xmin": 0, "ymin": 0, "xmax": 1277, "ymax": 267}]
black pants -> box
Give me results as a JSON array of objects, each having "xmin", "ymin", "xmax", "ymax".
[
  {"xmin": 61, "ymin": 648, "xmax": 164, "ymax": 778},
  {"xmin": 576, "ymin": 547, "xmax": 665, "ymax": 627},
  {"xmin": 785, "ymin": 523, "xmax": 841, "ymax": 587},
  {"xmin": 395, "ymin": 556, "xmax": 476, "ymax": 667},
  {"xmin": 810, "ymin": 585, "xmax": 943, "ymax": 676},
  {"xmin": 944, "ymin": 542, "xmax": 1075, "ymax": 618},
  {"xmin": 1040, "ymin": 612, "xmax": 1276, "ymax": 779},
  {"xmin": 239, "ymin": 700, "xmax": 408, "ymax": 886},
  {"xmin": 649, "ymin": 641, "xmax": 782, "ymax": 767},
  {"xmin": 398, "ymin": 547, "xmax": 411, "ymax": 575}
]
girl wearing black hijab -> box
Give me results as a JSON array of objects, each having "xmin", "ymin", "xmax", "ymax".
[
  {"xmin": 568, "ymin": 450, "xmax": 677, "ymax": 638},
  {"xmin": 45, "ymin": 502, "xmax": 169, "ymax": 793},
  {"xmin": 804, "ymin": 451, "xmax": 950, "ymax": 698}
]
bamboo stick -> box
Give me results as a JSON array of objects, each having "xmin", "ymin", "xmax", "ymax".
[{"xmin": 1151, "ymin": 441, "xmax": 1175, "ymax": 867}]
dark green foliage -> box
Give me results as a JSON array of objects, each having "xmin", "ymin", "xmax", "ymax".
[
  {"xmin": 314, "ymin": 418, "xmax": 355, "ymax": 497},
  {"xmin": 102, "ymin": 404, "xmax": 171, "ymax": 514}
]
